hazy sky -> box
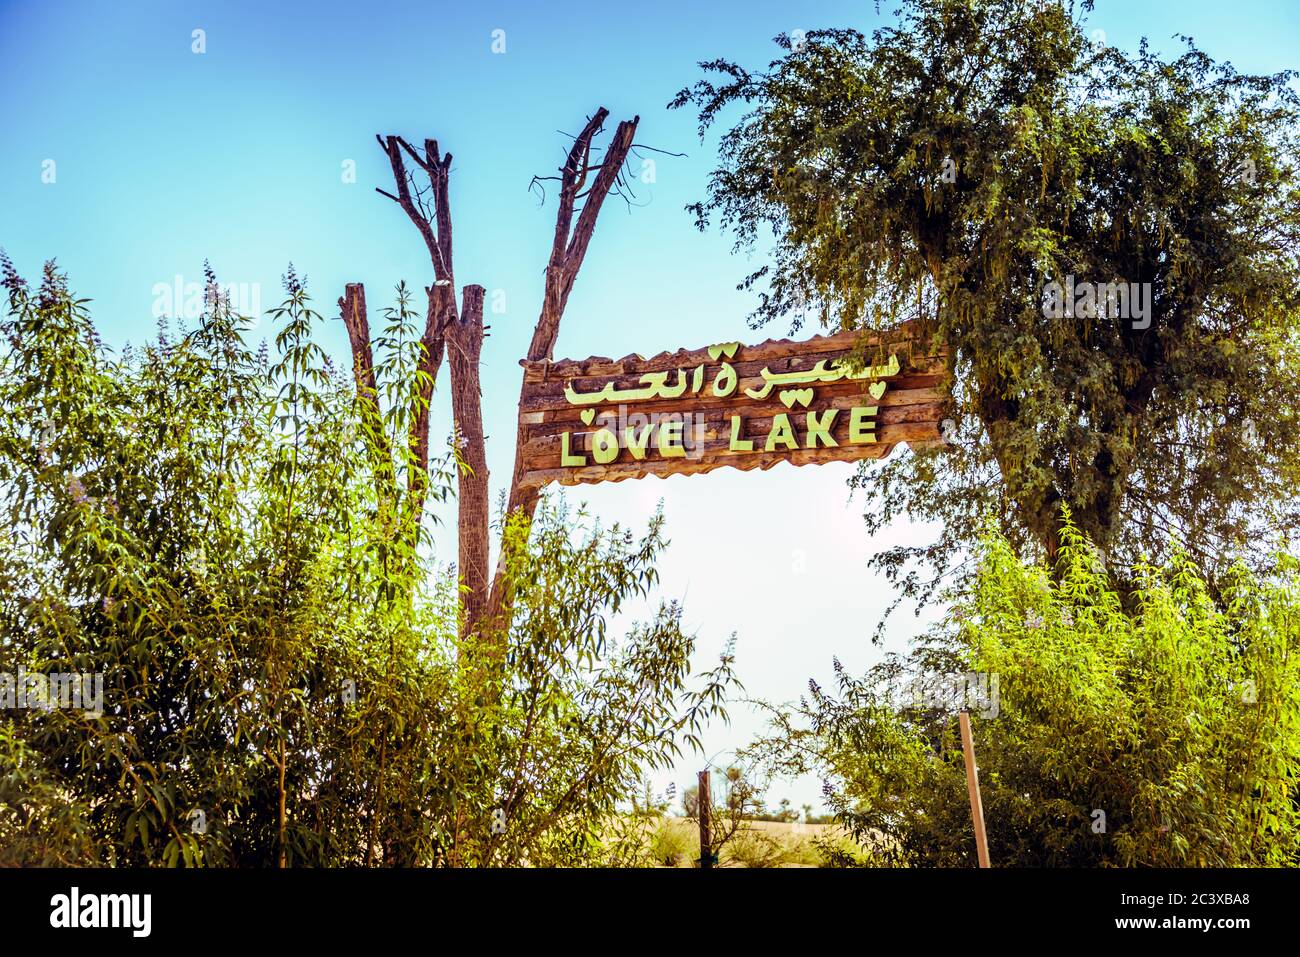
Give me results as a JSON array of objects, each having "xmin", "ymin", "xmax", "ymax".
[{"xmin": 3, "ymin": 0, "xmax": 1297, "ymax": 810}]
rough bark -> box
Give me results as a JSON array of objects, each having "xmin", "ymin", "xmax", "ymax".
[
  {"xmin": 371, "ymin": 134, "xmax": 465, "ymax": 554},
  {"xmin": 485, "ymin": 111, "xmax": 640, "ymax": 633},
  {"xmin": 342, "ymin": 111, "xmax": 638, "ymax": 644},
  {"xmin": 447, "ymin": 284, "xmax": 489, "ymax": 636},
  {"xmin": 407, "ymin": 281, "xmax": 453, "ymax": 531},
  {"xmin": 339, "ymin": 283, "xmax": 392, "ymax": 506}
]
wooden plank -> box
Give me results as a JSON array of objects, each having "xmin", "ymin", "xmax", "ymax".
[
  {"xmin": 521, "ymin": 409, "xmax": 945, "ymax": 462},
  {"xmin": 697, "ymin": 770, "xmax": 713, "ymax": 869},
  {"xmin": 959, "ymin": 710, "xmax": 991, "ymax": 869},
  {"xmin": 522, "ymin": 325, "xmax": 939, "ymax": 381},
  {"xmin": 522, "ymin": 383, "xmax": 945, "ymax": 425},
  {"xmin": 519, "ymin": 442, "xmax": 903, "ymax": 489},
  {"xmin": 519, "ymin": 361, "xmax": 948, "ymax": 413},
  {"xmin": 517, "ymin": 321, "xmax": 948, "ymax": 488}
]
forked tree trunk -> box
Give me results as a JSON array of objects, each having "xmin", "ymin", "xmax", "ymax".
[
  {"xmin": 342, "ymin": 109, "xmax": 639, "ymax": 646},
  {"xmin": 485, "ymin": 114, "xmax": 639, "ymax": 634}
]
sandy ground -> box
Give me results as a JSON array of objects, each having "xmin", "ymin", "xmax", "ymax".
[{"xmin": 641, "ymin": 816, "xmax": 858, "ymax": 867}]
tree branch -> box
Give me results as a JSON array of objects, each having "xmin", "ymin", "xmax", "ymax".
[
  {"xmin": 376, "ymin": 131, "xmax": 463, "ymax": 524},
  {"xmin": 447, "ymin": 284, "xmax": 489, "ymax": 637},
  {"xmin": 486, "ymin": 109, "xmax": 641, "ymax": 634},
  {"xmin": 338, "ymin": 283, "xmax": 392, "ymax": 506}
]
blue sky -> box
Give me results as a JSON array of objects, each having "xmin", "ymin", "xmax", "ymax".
[{"xmin": 3, "ymin": 0, "xmax": 1297, "ymax": 810}]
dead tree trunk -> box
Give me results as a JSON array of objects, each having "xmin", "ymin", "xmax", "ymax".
[
  {"xmin": 484, "ymin": 111, "xmax": 639, "ymax": 634},
  {"xmin": 339, "ymin": 283, "xmax": 390, "ymax": 507},
  {"xmin": 501, "ymin": 112, "xmax": 638, "ymax": 522},
  {"xmin": 407, "ymin": 280, "xmax": 453, "ymax": 534},
  {"xmin": 446, "ymin": 284, "xmax": 489, "ymax": 635},
  {"xmin": 340, "ymin": 109, "xmax": 639, "ymax": 643}
]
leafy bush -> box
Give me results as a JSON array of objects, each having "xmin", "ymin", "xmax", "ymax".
[
  {"xmin": 747, "ymin": 513, "xmax": 1300, "ymax": 866},
  {"xmin": 641, "ymin": 817, "xmax": 693, "ymax": 867},
  {"xmin": 0, "ymin": 259, "xmax": 734, "ymax": 866}
]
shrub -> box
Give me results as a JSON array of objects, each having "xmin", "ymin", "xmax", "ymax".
[
  {"xmin": 0, "ymin": 259, "xmax": 736, "ymax": 866},
  {"xmin": 747, "ymin": 512, "xmax": 1300, "ymax": 866}
]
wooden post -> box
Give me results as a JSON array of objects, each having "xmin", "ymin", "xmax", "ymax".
[
  {"xmin": 697, "ymin": 770, "xmax": 713, "ymax": 869},
  {"xmin": 958, "ymin": 709, "xmax": 991, "ymax": 868}
]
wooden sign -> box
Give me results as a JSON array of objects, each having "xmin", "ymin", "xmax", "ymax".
[{"xmin": 516, "ymin": 322, "xmax": 946, "ymax": 488}]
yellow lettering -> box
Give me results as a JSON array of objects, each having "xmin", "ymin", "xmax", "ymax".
[
  {"xmin": 591, "ymin": 427, "xmax": 619, "ymax": 464},
  {"xmin": 805, "ymin": 409, "xmax": 838, "ymax": 448},
  {"xmin": 624, "ymin": 424, "xmax": 653, "ymax": 460},
  {"xmin": 658, "ymin": 420, "xmax": 686, "ymax": 457},
  {"xmin": 561, "ymin": 430, "xmax": 587, "ymax": 465},
  {"xmin": 849, "ymin": 406, "xmax": 878, "ymax": 444},
  {"xmin": 729, "ymin": 415, "xmax": 753, "ymax": 451},
  {"xmin": 766, "ymin": 413, "xmax": 798, "ymax": 452}
]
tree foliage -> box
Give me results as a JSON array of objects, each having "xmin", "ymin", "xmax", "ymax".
[
  {"xmin": 745, "ymin": 515, "xmax": 1300, "ymax": 866},
  {"xmin": 673, "ymin": 0, "xmax": 1300, "ymax": 607},
  {"xmin": 0, "ymin": 258, "xmax": 734, "ymax": 866}
]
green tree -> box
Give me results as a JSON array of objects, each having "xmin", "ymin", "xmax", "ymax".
[
  {"xmin": 673, "ymin": 0, "xmax": 1300, "ymax": 609},
  {"xmin": 0, "ymin": 258, "xmax": 735, "ymax": 866},
  {"xmin": 745, "ymin": 514, "xmax": 1300, "ymax": 866}
]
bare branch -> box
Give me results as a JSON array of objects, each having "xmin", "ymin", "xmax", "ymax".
[
  {"xmin": 446, "ymin": 284, "xmax": 489, "ymax": 638},
  {"xmin": 338, "ymin": 283, "xmax": 391, "ymax": 505},
  {"xmin": 379, "ymin": 134, "xmax": 442, "ymax": 273},
  {"xmin": 406, "ymin": 282, "xmax": 452, "ymax": 521},
  {"xmin": 376, "ymin": 130, "xmax": 463, "ymax": 522},
  {"xmin": 629, "ymin": 143, "xmax": 688, "ymax": 158},
  {"xmin": 487, "ymin": 109, "xmax": 643, "ymax": 635},
  {"xmin": 397, "ymin": 136, "xmax": 433, "ymax": 173},
  {"xmin": 550, "ymin": 115, "xmax": 640, "ymax": 351}
]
